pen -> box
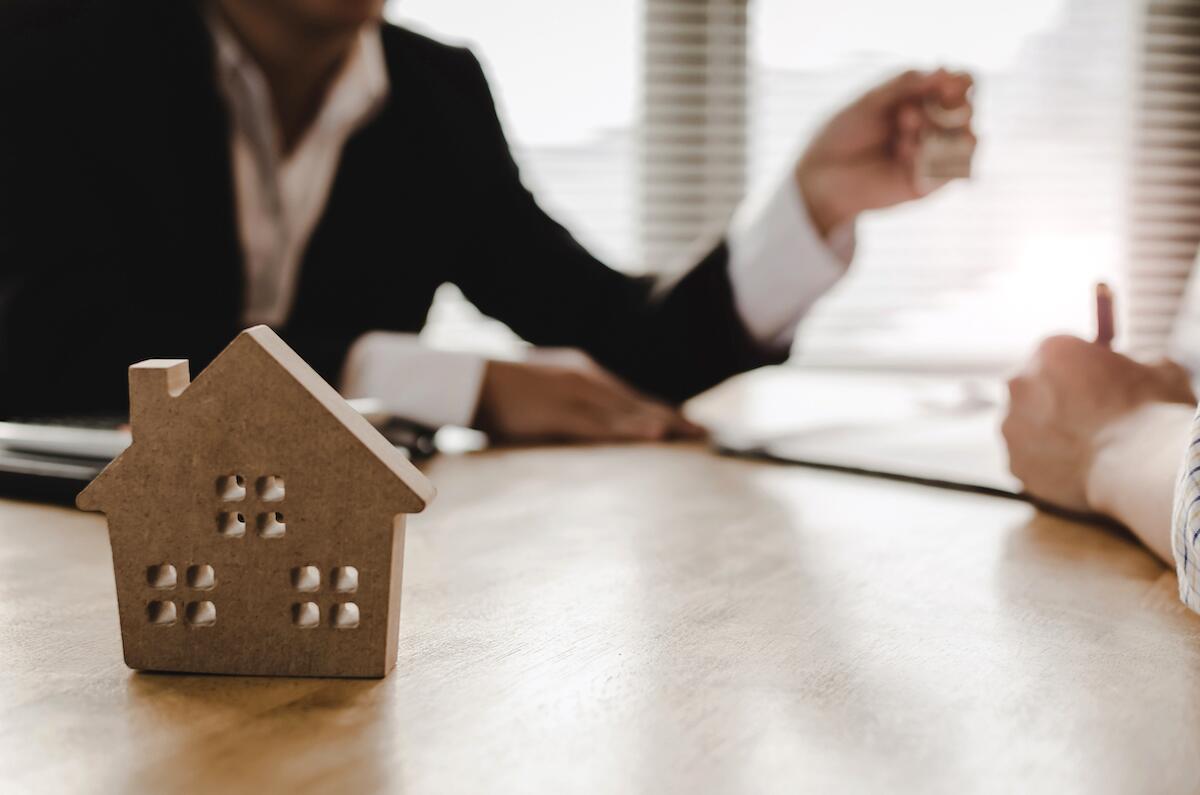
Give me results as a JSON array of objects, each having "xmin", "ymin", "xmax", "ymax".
[{"xmin": 1095, "ymin": 282, "xmax": 1115, "ymax": 348}]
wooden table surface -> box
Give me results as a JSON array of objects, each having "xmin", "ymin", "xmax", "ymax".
[{"xmin": 3, "ymin": 372, "xmax": 1200, "ymax": 794}]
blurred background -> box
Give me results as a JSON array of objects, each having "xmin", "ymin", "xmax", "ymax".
[{"xmin": 389, "ymin": 0, "xmax": 1200, "ymax": 375}]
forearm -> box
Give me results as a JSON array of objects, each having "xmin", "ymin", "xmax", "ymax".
[
  {"xmin": 597, "ymin": 251, "xmax": 787, "ymax": 403},
  {"xmin": 450, "ymin": 48, "xmax": 855, "ymax": 404},
  {"xmin": 1086, "ymin": 402, "xmax": 1194, "ymax": 563}
]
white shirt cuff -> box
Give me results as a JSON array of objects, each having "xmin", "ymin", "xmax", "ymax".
[
  {"xmin": 727, "ymin": 172, "xmax": 855, "ymax": 350},
  {"xmin": 340, "ymin": 331, "xmax": 487, "ymax": 428}
]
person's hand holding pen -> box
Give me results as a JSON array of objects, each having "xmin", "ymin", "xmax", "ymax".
[{"xmin": 1002, "ymin": 284, "xmax": 1196, "ymax": 513}]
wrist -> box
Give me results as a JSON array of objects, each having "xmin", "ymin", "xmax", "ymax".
[
  {"xmin": 794, "ymin": 159, "xmax": 856, "ymax": 238},
  {"xmin": 1085, "ymin": 402, "xmax": 1194, "ymax": 522},
  {"xmin": 1084, "ymin": 422, "xmax": 1128, "ymax": 519}
]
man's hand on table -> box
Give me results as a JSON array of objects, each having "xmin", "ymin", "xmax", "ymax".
[{"xmin": 474, "ymin": 354, "xmax": 706, "ymax": 444}]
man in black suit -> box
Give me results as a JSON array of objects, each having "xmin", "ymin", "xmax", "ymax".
[{"xmin": 0, "ymin": 0, "xmax": 972, "ymax": 441}]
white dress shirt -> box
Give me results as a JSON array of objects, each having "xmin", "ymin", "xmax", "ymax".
[{"xmin": 208, "ymin": 17, "xmax": 853, "ymax": 429}]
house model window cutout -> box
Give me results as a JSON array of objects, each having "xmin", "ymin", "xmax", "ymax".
[
  {"xmin": 148, "ymin": 601, "xmax": 177, "ymax": 625},
  {"xmin": 292, "ymin": 566, "xmax": 320, "ymax": 592},
  {"xmin": 293, "ymin": 602, "xmax": 321, "ymax": 629},
  {"xmin": 76, "ymin": 325, "xmax": 435, "ymax": 678},
  {"xmin": 257, "ymin": 511, "xmax": 286, "ymax": 538},
  {"xmin": 332, "ymin": 566, "xmax": 358, "ymax": 593},
  {"xmin": 257, "ymin": 476, "xmax": 285, "ymax": 502},
  {"xmin": 217, "ymin": 475, "xmax": 246, "ymax": 501},
  {"xmin": 147, "ymin": 564, "xmax": 177, "ymax": 589},
  {"xmin": 332, "ymin": 603, "xmax": 360, "ymax": 629},
  {"xmin": 187, "ymin": 565, "xmax": 216, "ymax": 590},
  {"xmin": 186, "ymin": 601, "xmax": 217, "ymax": 627},
  {"xmin": 218, "ymin": 512, "xmax": 246, "ymax": 538}
]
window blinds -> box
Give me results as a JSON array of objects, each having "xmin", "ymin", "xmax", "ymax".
[
  {"xmin": 1133, "ymin": 0, "xmax": 1200, "ymax": 358},
  {"xmin": 640, "ymin": 0, "xmax": 748, "ymax": 273}
]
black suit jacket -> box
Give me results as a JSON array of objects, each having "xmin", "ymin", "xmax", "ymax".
[{"xmin": 0, "ymin": 0, "xmax": 781, "ymax": 418}]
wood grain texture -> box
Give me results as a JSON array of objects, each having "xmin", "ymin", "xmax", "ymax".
[{"xmin": 4, "ymin": 386, "xmax": 1200, "ymax": 792}]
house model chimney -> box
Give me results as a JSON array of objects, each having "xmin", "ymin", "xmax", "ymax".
[{"xmin": 128, "ymin": 359, "xmax": 190, "ymax": 433}]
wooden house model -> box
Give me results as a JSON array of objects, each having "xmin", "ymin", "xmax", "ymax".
[{"xmin": 77, "ymin": 326, "xmax": 435, "ymax": 678}]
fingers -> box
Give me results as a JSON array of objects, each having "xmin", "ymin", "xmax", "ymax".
[
  {"xmin": 865, "ymin": 67, "xmax": 974, "ymax": 111},
  {"xmin": 998, "ymin": 411, "xmax": 1027, "ymax": 478},
  {"xmin": 477, "ymin": 358, "xmax": 709, "ymax": 445},
  {"xmin": 864, "ymin": 69, "xmax": 929, "ymax": 109},
  {"xmin": 1005, "ymin": 372, "xmax": 1054, "ymax": 421},
  {"xmin": 1030, "ymin": 334, "xmax": 1092, "ymax": 369},
  {"xmin": 561, "ymin": 369, "xmax": 706, "ymax": 442},
  {"xmin": 885, "ymin": 69, "xmax": 975, "ymax": 153},
  {"xmin": 889, "ymin": 69, "xmax": 975, "ymax": 199},
  {"xmin": 1006, "ymin": 337, "xmax": 1097, "ymax": 417},
  {"xmin": 898, "ymin": 102, "xmax": 923, "ymax": 135},
  {"xmin": 556, "ymin": 401, "xmax": 703, "ymax": 444},
  {"xmin": 895, "ymin": 102, "xmax": 923, "ymax": 161},
  {"xmin": 523, "ymin": 410, "xmax": 624, "ymax": 444},
  {"xmin": 586, "ymin": 390, "xmax": 706, "ymax": 442},
  {"xmin": 932, "ymin": 69, "xmax": 973, "ymax": 109}
]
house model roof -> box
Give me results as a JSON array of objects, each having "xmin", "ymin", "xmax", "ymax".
[{"xmin": 77, "ymin": 325, "xmax": 435, "ymax": 514}]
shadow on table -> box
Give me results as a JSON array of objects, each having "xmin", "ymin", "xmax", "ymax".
[
  {"xmin": 997, "ymin": 508, "xmax": 1168, "ymax": 598},
  {"xmin": 117, "ymin": 671, "xmax": 401, "ymax": 792}
]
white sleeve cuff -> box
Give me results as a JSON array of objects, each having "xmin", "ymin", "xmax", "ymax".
[
  {"xmin": 340, "ymin": 331, "xmax": 487, "ymax": 428},
  {"xmin": 727, "ymin": 172, "xmax": 855, "ymax": 350}
]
